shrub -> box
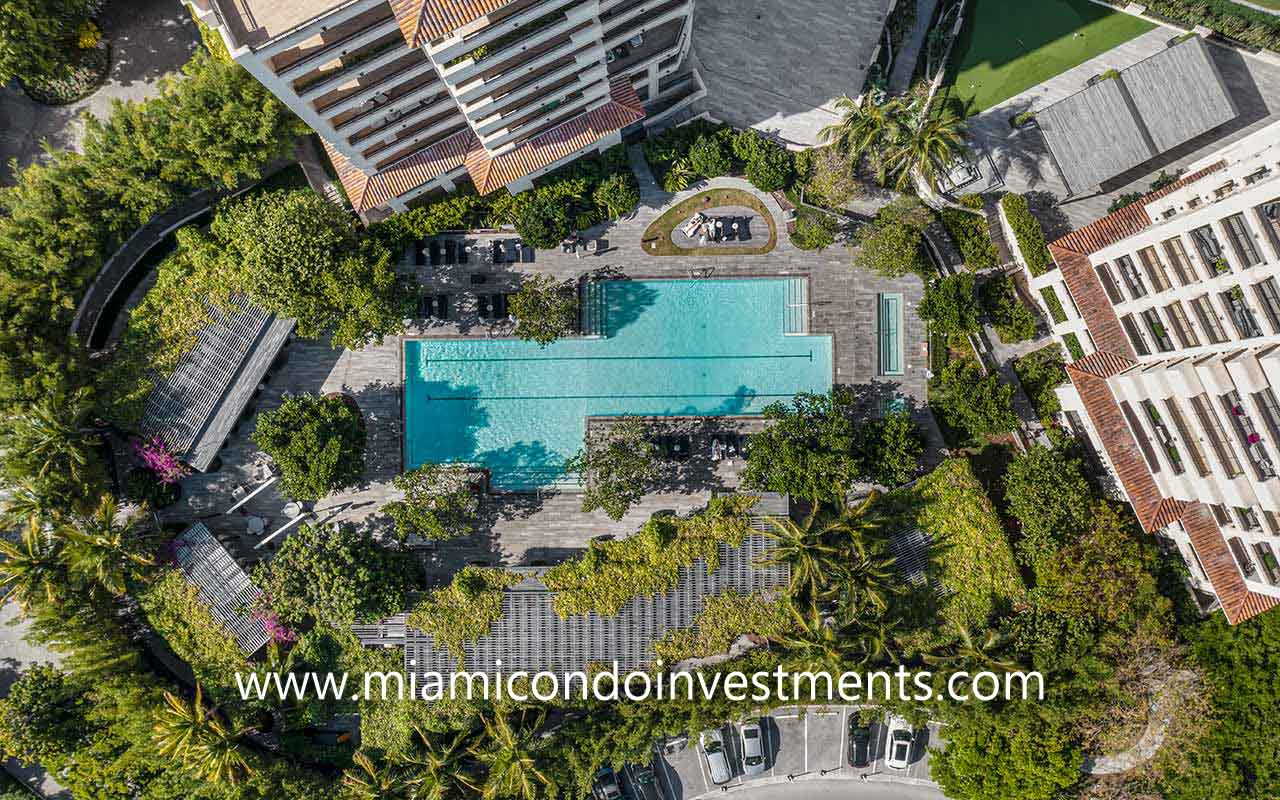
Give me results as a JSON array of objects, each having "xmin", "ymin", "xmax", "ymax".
[
  {"xmin": 405, "ymin": 567, "xmax": 520, "ymax": 663},
  {"xmin": 1107, "ymin": 192, "xmax": 1143, "ymax": 213},
  {"xmin": 1004, "ymin": 444, "xmax": 1094, "ymax": 571},
  {"xmin": 920, "ymin": 272, "xmax": 982, "ymax": 337},
  {"xmin": 566, "ymin": 417, "xmax": 662, "ymax": 521},
  {"xmin": 251, "ymin": 393, "xmax": 366, "ymax": 500},
  {"xmin": 939, "ymin": 195, "xmax": 999, "ymax": 270},
  {"xmin": 592, "ymin": 172, "xmax": 640, "ymax": 219},
  {"xmin": 791, "ymin": 211, "xmax": 839, "ymax": 251},
  {"xmin": 1008, "ymin": 111, "xmax": 1036, "ymax": 128},
  {"xmin": 1149, "ymin": 169, "xmax": 1180, "ymax": 192},
  {"xmin": 736, "ymin": 131, "xmax": 793, "ymax": 191},
  {"xmin": 1014, "ymin": 344, "xmax": 1068, "ymax": 421},
  {"xmin": 0, "ymin": 0, "xmax": 94, "ymax": 84},
  {"xmin": 795, "ymin": 147, "xmax": 859, "ymax": 208},
  {"xmin": 1039, "ymin": 286, "xmax": 1068, "ymax": 324},
  {"xmin": 137, "ymin": 569, "xmax": 250, "ymax": 692},
  {"xmin": 980, "ymin": 275, "xmax": 1038, "ymax": 343},
  {"xmin": 1062, "ymin": 332, "xmax": 1085, "ymax": 361},
  {"xmin": 131, "ymin": 435, "xmax": 190, "ymax": 484},
  {"xmin": 1000, "ymin": 193, "xmax": 1052, "ymax": 276},
  {"xmin": 856, "ymin": 196, "xmax": 934, "ymax": 278},
  {"xmin": 687, "ymin": 134, "xmax": 732, "ymax": 179},
  {"xmin": 1139, "ymin": 1, "xmax": 1280, "ymax": 52},
  {"xmin": 124, "ymin": 467, "xmax": 180, "ymax": 509},
  {"xmin": 382, "ymin": 463, "xmax": 479, "ymax": 541},
  {"xmin": 655, "ymin": 591, "xmax": 790, "ymax": 663},
  {"xmin": 861, "ymin": 409, "xmax": 924, "ymax": 487},
  {"xmin": 661, "ymin": 159, "xmax": 694, "ymax": 193},
  {"xmin": 514, "ymin": 193, "xmax": 572, "ymax": 249},
  {"xmin": 932, "ymin": 360, "xmax": 1019, "ymax": 443},
  {"xmin": 508, "ymin": 273, "xmax": 578, "ymax": 346}
]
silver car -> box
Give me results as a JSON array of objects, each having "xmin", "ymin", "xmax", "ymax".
[
  {"xmin": 699, "ymin": 728, "xmax": 732, "ymax": 785},
  {"xmin": 884, "ymin": 716, "xmax": 914, "ymax": 770},
  {"xmin": 739, "ymin": 718, "xmax": 766, "ymax": 777}
]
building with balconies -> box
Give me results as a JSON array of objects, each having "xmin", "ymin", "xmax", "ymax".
[
  {"xmin": 1026, "ymin": 120, "xmax": 1280, "ymax": 623},
  {"xmin": 189, "ymin": 0, "xmax": 700, "ymax": 218}
]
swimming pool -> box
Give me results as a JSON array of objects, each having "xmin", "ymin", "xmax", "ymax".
[{"xmin": 404, "ymin": 278, "xmax": 833, "ymax": 489}]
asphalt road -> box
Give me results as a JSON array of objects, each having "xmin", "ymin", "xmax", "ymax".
[{"xmin": 730, "ymin": 779, "xmax": 945, "ymax": 800}]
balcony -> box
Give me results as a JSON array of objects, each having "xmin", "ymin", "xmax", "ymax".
[
  {"xmin": 1143, "ymin": 401, "xmax": 1185, "ymax": 475},
  {"xmin": 1256, "ymin": 541, "xmax": 1280, "ymax": 585},
  {"xmin": 1191, "ymin": 225, "xmax": 1229, "ymax": 275},
  {"xmin": 1229, "ymin": 536, "xmax": 1259, "ymax": 579},
  {"xmin": 605, "ymin": 16, "xmax": 686, "ymax": 75},
  {"xmin": 1222, "ymin": 287, "xmax": 1264, "ymax": 338},
  {"xmin": 1224, "ymin": 392, "xmax": 1278, "ymax": 480}
]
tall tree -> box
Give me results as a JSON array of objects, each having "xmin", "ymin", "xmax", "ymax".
[
  {"xmin": 566, "ymin": 417, "xmax": 662, "ymax": 520},
  {"xmin": 341, "ymin": 751, "xmax": 418, "ymax": 800},
  {"xmin": 888, "ymin": 104, "xmax": 968, "ymax": 192},
  {"xmin": 58, "ymin": 495, "xmax": 154, "ymax": 596},
  {"xmin": 471, "ymin": 711, "xmax": 556, "ymax": 800},
  {"xmin": 404, "ymin": 726, "xmax": 480, "ymax": 800},
  {"xmin": 153, "ymin": 684, "xmax": 255, "ymax": 785},
  {"xmin": 0, "ymin": 0, "xmax": 93, "ymax": 83},
  {"xmin": 0, "ymin": 389, "xmax": 99, "ymax": 497},
  {"xmin": 0, "ymin": 518, "xmax": 65, "ymax": 614}
]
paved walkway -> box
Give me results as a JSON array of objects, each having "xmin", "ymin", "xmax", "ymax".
[
  {"xmin": 1236, "ymin": 0, "xmax": 1280, "ymax": 17},
  {"xmin": 0, "ymin": 602, "xmax": 71, "ymax": 799},
  {"xmin": 0, "ymin": 0, "xmax": 198, "ymax": 184},
  {"xmin": 160, "ymin": 169, "xmax": 934, "ymax": 581},
  {"xmin": 691, "ymin": 0, "xmax": 891, "ymax": 146},
  {"xmin": 888, "ymin": 0, "xmax": 939, "ymax": 94},
  {"xmin": 962, "ymin": 28, "xmax": 1280, "ymax": 231}
]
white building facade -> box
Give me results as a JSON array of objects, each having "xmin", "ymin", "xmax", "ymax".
[{"xmin": 190, "ymin": 0, "xmax": 702, "ymax": 216}]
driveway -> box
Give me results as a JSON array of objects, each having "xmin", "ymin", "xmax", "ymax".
[
  {"xmin": 0, "ymin": 601, "xmax": 71, "ymax": 799},
  {"xmin": 0, "ymin": 0, "xmax": 199, "ymax": 183},
  {"xmin": 653, "ymin": 706, "xmax": 947, "ymax": 799}
]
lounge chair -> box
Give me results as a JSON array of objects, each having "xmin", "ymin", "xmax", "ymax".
[
  {"xmin": 492, "ymin": 240, "xmax": 505, "ymax": 263},
  {"xmin": 739, "ymin": 218, "xmax": 752, "ymax": 242},
  {"xmin": 477, "ymin": 294, "xmax": 493, "ymax": 319},
  {"xmin": 444, "ymin": 239, "xmax": 457, "ymax": 264},
  {"xmin": 521, "ymin": 243, "xmax": 535, "ymax": 263},
  {"xmin": 417, "ymin": 292, "xmax": 434, "ymax": 318},
  {"xmin": 494, "ymin": 293, "xmax": 509, "ymax": 318},
  {"xmin": 429, "ymin": 240, "xmax": 442, "ymax": 266},
  {"xmin": 673, "ymin": 434, "xmax": 691, "ymax": 461},
  {"xmin": 435, "ymin": 294, "xmax": 450, "ymax": 320},
  {"xmin": 458, "ymin": 240, "xmax": 470, "ymax": 264},
  {"xmin": 414, "ymin": 240, "xmax": 427, "ymax": 266},
  {"xmin": 506, "ymin": 239, "xmax": 520, "ymax": 263}
]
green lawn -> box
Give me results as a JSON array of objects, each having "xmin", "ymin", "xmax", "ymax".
[{"xmin": 946, "ymin": 0, "xmax": 1156, "ymax": 114}]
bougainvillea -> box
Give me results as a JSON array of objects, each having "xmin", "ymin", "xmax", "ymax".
[
  {"xmin": 251, "ymin": 605, "xmax": 298, "ymax": 644},
  {"xmin": 132, "ymin": 435, "xmax": 190, "ymax": 484}
]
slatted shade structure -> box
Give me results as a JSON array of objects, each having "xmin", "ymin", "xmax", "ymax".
[
  {"xmin": 173, "ymin": 523, "xmax": 272, "ymax": 655},
  {"xmin": 1036, "ymin": 36, "xmax": 1237, "ymax": 195},
  {"xmin": 140, "ymin": 296, "xmax": 294, "ymax": 471},
  {"xmin": 353, "ymin": 495, "xmax": 792, "ymax": 678}
]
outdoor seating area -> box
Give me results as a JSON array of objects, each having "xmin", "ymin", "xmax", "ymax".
[
  {"xmin": 410, "ymin": 236, "xmax": 533, "ymax": 267},
  {"xmin": 672, "ymin": 209, "xmax": 756, "ymax": 248}
]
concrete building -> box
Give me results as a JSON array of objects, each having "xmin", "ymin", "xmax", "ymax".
[
  {"xmin": 189, "ymin": 0, "xmax": 701, "ymax": 217},
  {"xmin": 1027, "ymin": 120, "xmax": 1280, "ymax": 624}
]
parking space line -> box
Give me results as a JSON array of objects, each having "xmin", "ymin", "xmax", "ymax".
[
  {"xmin": 656, "ymin": 754, "xmax": 679, "ymax": 800},
  {"xmin": 768, "ymin": 719, "xmax": 776, "ymax": 778},
  {"xmin": 839, "ymin": 705, "xmax": 849, "ymax": 772},
  {"xmin": 695, "ymin": 740, "xmax": 711, "ymax": 794},
  {"xmin": 803, "ymin": 712, "xmax": 809, "ymax": 772}
]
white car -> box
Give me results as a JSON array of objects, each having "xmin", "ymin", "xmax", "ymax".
[
  {"xmin": 699, "ymin": 728, "xmax": 732, "ymax": 785},
  {"xmin": 884, "ymin": 715, "xmax": 914, "ymax": 770},
  {"xmin": 739, "ymin": 718, "xmax": 766, "ymax": 777}
]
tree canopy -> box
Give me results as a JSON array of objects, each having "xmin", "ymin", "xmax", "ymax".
[{"xmin": 251, "ymin": 393, "xmax": 367, "ymax": 500}]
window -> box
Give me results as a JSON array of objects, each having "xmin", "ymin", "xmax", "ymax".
[
  {"xmin": 1120, "ymin": 400, "xmax": 1161, "ymax": 473},
  {"xmin": 1259, "ymin": 200, "xmax": 1280, "ymax": 251},
  {"xmin": 1094, "ymin": 262, "xmax": 1126, "ymax": 304},
  {"xmin": 1254, "ymin": 278, "xmax": 1280, "ymax": 333},
  {"xmin": 1221, "ymin": 391, "xmax": 1276, "ymax": 480},
  {"xmin": 1191, "ymin": 393, "xmax": 1244, "ymax": 478},
  {"xmin": 1221, "ymin": 287, "xmax": 1264, "ymax": 338},
  {"xmin": 1120, "ymin": 314, "xmax": 1150, "ymax": 355},
  {"xmin": 1211, "ymin": 503, "xmax": 1232, "ymax": 526},
  {"xmin": 1141, "ymin": 308, "xmax": 1174, "ymax": 351},
  {"xmin": 1255, "ymin": 388, "xmax": 1280, "ymax": 445},
  {"xmin": 1236, "ymin": 506, "xmax": 1262, "ymax": 531},
  {"xmin": 1164, "ymin": 301, "xmax": 1200, "ymax": 348},
  {"xmin": 1166, "ymin": 398, "xmax": 1210, "ymax": 477},
  {"xmin": 1143, "ymin": 399, "xmax": 1185, "ymax": 475},
  {"xmin": 1191, "ymin": 225, "xmax": 1227, "ymax": 273},
  {"xmin": 1190, "ymin": 295, "xmax": 1228, "ymax": 343},
  {"xmin": 1223, "ymin": 213, "xmax": 1262, "ymax": 268},
  {"xmin": 1115, "ymin": 255, "xmax": 1148, "ymax": 298},
  {"xmin": 1162, "ymin": 237, "xmax": 1198, "ymax": 285},
  {"xmin": 1265, "ymin": 509, "xmax": 1280, "ymax": 536},
  {"xmin": 1138, "ymin": 246, "xmax": 1172, "ymax": 292}
]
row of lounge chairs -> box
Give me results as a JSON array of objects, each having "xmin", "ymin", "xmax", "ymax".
[
  {"xmin": 681, "ymin": 213, "xmax": 753, "ymax": 243},
  {"xmin": 416, "ymin": 293, "xmax": 512, "ymax": 321},
  {"xmin": 493, "ymin": 239, "xmax": 534, "ymax": 264},
  {"xmin": 413, "ymin": 238, "xmax": 535, "ymax": 267},
  {"xmin": 477, "ymin": 293, "xmax": 511, "ymax": 320}
]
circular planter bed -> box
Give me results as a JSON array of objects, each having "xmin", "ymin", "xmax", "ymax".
[
  {"xmin": 20, "ymin": 39, "xmax": 112, "ymax": 105},
  {"xmin": 642, "ymin": 189, "xmax": 777, "ymax": 256}
]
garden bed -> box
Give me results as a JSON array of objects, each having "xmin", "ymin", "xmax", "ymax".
[
  {"xmin": 20, "ymin": 40, "xmax": 112, "ymax": 105},
  {"xmin": 641, "ymin": 189, "xmax": 777, "ymax": 256}
]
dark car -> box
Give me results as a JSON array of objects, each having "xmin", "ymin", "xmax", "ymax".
[
  {"xmin": 593, "ymin": 767, "xmax": 623, "ymax": 800},
  {"xmin": 626, "ymin": 764, "xmax": 663, "ymax": 800},
  {"xmin": 848, "ymin": 714, "xmax": 872, "ymax": 768}
]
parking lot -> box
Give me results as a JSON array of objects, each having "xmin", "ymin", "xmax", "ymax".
[{"xmin": 650, "ymin": 706, "xmax": 946, "ymax": 799}]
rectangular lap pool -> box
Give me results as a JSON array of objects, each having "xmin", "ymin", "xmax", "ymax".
[{"xmin": 404, "ymin": 278, "xmax": 833, "ymax": 489}]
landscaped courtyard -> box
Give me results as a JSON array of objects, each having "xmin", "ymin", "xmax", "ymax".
[{"xmin": 946, "ymin": 0, "xmax": 1155, "ymax": 113}]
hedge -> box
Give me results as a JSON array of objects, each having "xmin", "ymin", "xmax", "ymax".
[
  {"xmin": 1000, "ymin": 193, "xmax": 1053, "ymax": 276},
  {"xmin": 1039, "ymin": 286, "xmax": 1068, "ymax": 324},
  {"xmin": 939, "ymin": 194, "xmax": 1000, "ymax": 270},
  {"xmin": 1106, "ymin": 0, "xmax": 1280, "ymax": 52},
  {"xmin": 1062, "ymin": 332, "xmax": 1086, "ymax": 361}
]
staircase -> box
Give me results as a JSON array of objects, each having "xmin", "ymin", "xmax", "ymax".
[
  {"xmin": 783, "ymin": 276, "xmax": 809, "ymax": 335},
  {"xmin": 579, "ymin": 280, "xmax": 608, "ymax": 338}
]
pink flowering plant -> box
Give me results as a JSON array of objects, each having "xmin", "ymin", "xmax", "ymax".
[
  {"xmin": 251, "ymin": 605, "xmax": 298, "ymax": 644},
  {"xmin": 133, "ymin": 435, "xmax": 190, "ymax": 484}
]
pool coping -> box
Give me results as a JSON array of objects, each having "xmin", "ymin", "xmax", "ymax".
[{"xmin": 398, "ymin": 274, "xmax": 838, "ymax": 494}]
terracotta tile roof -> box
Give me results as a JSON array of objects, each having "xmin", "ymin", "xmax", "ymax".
[
  {"xmin": 1180, "ymin": 504, "xmax": 1280, "ymax": 625},
  {"xmin": 1050, "ymin": 160, "xmax": 1229, "ymax": 257},
  {"xmin": 1065, "ymin": 351, "xmax": 1135, "ymax": 380},
  {"xmin": 324, "ymin": 128, "xmax": 476, "ymax": 213},
  {"xmin": 1052, "ymin": 245, "xmax": 1139, "ymax": 360},
  {"xmin": 390, "ymin": 0, "xmax": 516, "ymax": 48},
  {"xmin": 464, "ymin": 76, "xmax": 645, "ymax": 195}
]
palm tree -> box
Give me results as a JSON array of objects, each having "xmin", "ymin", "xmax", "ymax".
[
  {"xmin": 404, "ymin": 726, "xmax": 480, "ymax": 800},
  {"xmin": 827, "ymin": 548, "xmax": 900, "ymax": 620},
  {"xmin": 0, "ymin": 517, "xmax": 65, "ymax": 613},
  {"xmin": 342, "ymin": 751, "xmax": 418, "ymax": 800},
  {"xmin": 845, "ymin": 616, "xmax": 900, "ymax": 665},
  {"xmin": 818, "ymin": 94, "xmax": 907, "ymax": 173},
  {"xmin": 1, "ymin": 391, "xmax": 98, "ymax": 492},
  {"xmin": 154, "ymin": 684, "xmax": 255, "ymax": 784},
  {"xmin": 759, "ymin": 508, "xmax": 856, "ymax": 604},
  {"xmin": 0, "ymin": 478, "xmax": 65, "ymax": 530},
  {"xmin": 59, "ymin": 494, "xmax": 154, "ymax": 596},
  {"xmin": 776, "ymin": 599, "xmax": 863, "ymax": 677},
  {"xmin": 886, "ymin": 104, "xmax": 968, "ymax": 193},
  {"xmin": 924, "ymin": 620, "xmax": 1021, "ymax": 673},
  {"xmin": 471, "ymin": 710, "xmax": 556, "ymax": 800}
]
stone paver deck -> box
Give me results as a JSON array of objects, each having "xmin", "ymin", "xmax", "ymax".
[
  {"xmin": 691, "ymin": 0, "xmax": 891, "ymax": 146},
  {"xmin": 0, "ymin": 0, "xmax": 198, "ymax": 184},
  {"xmin": 963, "ymin": 29, "xmax": 1280, "ymax": 232},
  {"xmin": 164, "ymin": 171, "xmax": 929, "ymax": 579}
]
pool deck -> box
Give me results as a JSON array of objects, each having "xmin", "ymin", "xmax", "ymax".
[{"xmin": 166, "ymin": 171, "xmax": 930, "ymax": 580}]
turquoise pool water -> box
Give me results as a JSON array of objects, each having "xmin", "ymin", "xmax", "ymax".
[{"xmin": 404, "ymin": 278, "xmax": 833, "ymax": 489}]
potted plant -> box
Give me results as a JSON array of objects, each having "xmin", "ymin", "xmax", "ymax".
[{"xmin": 1213, "ymin": 257, "xmax": 1231, "ymax": 275}]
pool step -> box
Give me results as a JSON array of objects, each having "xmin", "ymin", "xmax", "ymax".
[
  {"xmin": 491, "ymin": 468, "xmax": 583, "ymax": 493},
  {"xmin": 579, "ymin": 280, "xmax": 607, "ymax": 338},
  {"xmin": 783, "ymin": 277, "xmax": 809, "ymax": 335}
]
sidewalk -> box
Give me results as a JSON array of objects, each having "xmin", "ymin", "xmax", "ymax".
[
  {"xmin": 888, "ymin": 0, "xmax": 940, "ymax": 94},
  {"xmin": 0, "ymin": 602, "xmax": 71, "ymax": 799}
]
